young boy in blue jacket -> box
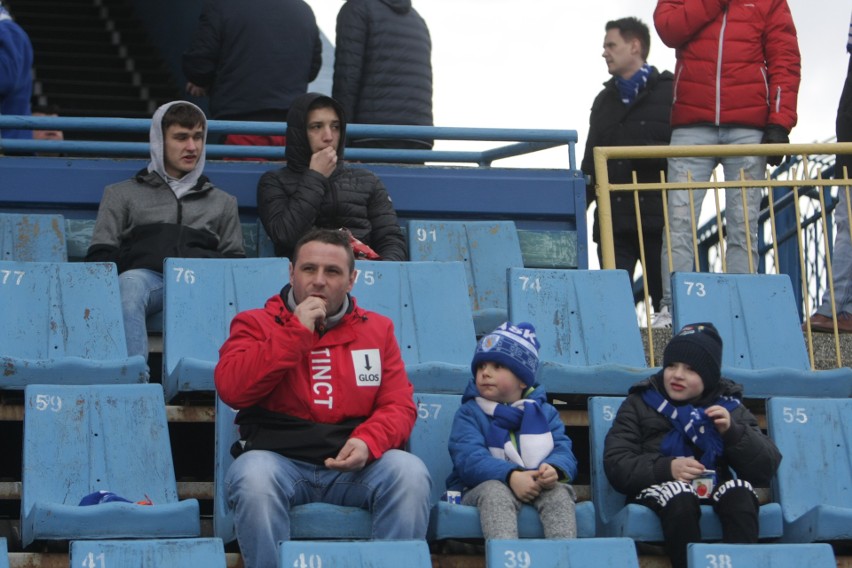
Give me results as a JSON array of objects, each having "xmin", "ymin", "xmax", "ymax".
[{"xmin": 446, "ymin": 322, "xmax": 578, "ymax": 539}]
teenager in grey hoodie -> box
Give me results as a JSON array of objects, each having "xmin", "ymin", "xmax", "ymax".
[{"xmin": 86, "ymin": 101, "xmax": 245, "ymax": 360}]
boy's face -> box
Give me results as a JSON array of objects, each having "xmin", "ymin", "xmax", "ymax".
[
  {"xmin": 475, "ymin": 361, "xmax": 526, "ymax": 404},
  {"xmin": 662, "ymin": 362, "xmax": 704, "ymax": 402},
  {"xmin": 163, "ymin": 123, "xmax": 204, "ymax": 179},
  {"xmin": 306, "ymin": 106, "xmax": 341, "ymax": 154}
]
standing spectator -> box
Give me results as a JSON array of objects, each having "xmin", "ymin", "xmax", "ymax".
[
  {"xmin": 182, "ymin": 0, "xmax": 321, "ymax": 147},
  {"xmin": 582, "ymin": 17, "xmax": 672, "ymax": 313},
  {"xmin": 215, "ymin": 228, "xmax": 431, "ymax": 568},
  {"xmin": 258, "ymin": 92, "xmax": 407, "ymax": 261},
  {"xmin": 85, "ymin": 101, "xmax": 245, "ymax": 360},
  {"xmin": 651, "ymin": 0, "xmax": 801, "ymax": 328},
  {"xmin": 333, "ymin": 0, "xmax": 433, "ymax": 151},
  {"xmin": 0, "ymin": 1, "xmax": 33, "ymax": 141},
  {"xmin": 804, "ymin": 10, "xmax": 852, "ymax": 333}
]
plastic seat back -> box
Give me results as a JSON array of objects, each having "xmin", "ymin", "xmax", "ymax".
[
  {"xmin": 408, "ymin": 220, "xmax": 523, "ymax": 334},
  {"xmin": 21, "ymin": 384, "xmax": 199, "ymax": 546},
  {"xmin": 279, "ymin": 540, "xmax": 432, "ymax": 568},
  {"xmin": 0, "ymin": 212, "xmax": 67, "ymax": 262},
  {"xmin": 671, "ymin": 272, "xmax": 809, "ymax": 370},
  {"xmin": 686, "ymin": 543, "xmax": 836, "ymax": 568},
  {"xmin": 486, "ymin": 538, "xmax": 640, "ymax": 568},
  {"xmin": 162, "ymin": 257, "xmax": 290, "ymax": 401},
  {"xmin": 766, "ymin": 397, "xmax": 852, "ymax": 542},
  {"xmin": 508, "ymin": 268, "xmax": 645, "ymax": 367},
  {"xmin": 0, "ymin": 261, "xmax": 148, "ymax": 388},
  {"xmin": 70, "ymin": 538, "xmax": 227, "ymax": 568},
  {"xmin": 588, "ymin": 396, "xmax": 628, "ymax": 531}
]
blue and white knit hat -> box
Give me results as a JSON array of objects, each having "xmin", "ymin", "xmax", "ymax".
[{"xmin": 471, "ymin": 322, "xmax": 541, "ymax": 386}]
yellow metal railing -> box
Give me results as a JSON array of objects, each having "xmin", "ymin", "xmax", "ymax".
[{"xmin": 592, "ymin": 142, "xmax": 852, "ymax": 369}]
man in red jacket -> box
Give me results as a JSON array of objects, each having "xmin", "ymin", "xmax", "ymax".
[
  {"xmin": 215, "ymin": 229, "xmax": 430, "ymax": 568},
  {"xmin": 651, "ymin": 0, "xmax": 801, "ymax": 328}
]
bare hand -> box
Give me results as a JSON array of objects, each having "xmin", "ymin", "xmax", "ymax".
[
  {"xmin": 185, "ymin": 82, "xmax": 207, "ymax": 97},
  {"xmin": 293, "ymin": 296, "xmax": 327, "ymax": 332},
  {"xmin": 535, "ymin": 463, "xmax": 559, "ymax": 489},
  {"xmin": 705, "ymin": 405, "xmax": 731, "ymax": 434},
  {"xmin": 309, "ymin": 146, "xmax": 338, "ymax": 177},
  {"xmin": 671, "ymin": 457, "xmax": 705, "ymax": 482},
  {"xmin": 509, "ymin": 470, "xmax": 541, "ymax": 503},
  {"xmin": 324, "ymin": 438, "xmax": 370, "ymax": 472}
]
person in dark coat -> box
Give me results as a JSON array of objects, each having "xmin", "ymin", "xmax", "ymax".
[
  {"xmin": 257, "ymin": 92, "xmax": 407, "ymax": 261},
  {"xmin": 581, "ymin": 17, "xmax": 672, "ymax": 312},
  {"xmin": 332, "ymin": 0, "xmax": 432, "ymax": 151},
  {"xmin": 604, "ymin": 323, "xmax": 781, "ymax": 568},
  {"xmin": 183, "ymin": 0, "xmax": 321, "ymax": 147}
]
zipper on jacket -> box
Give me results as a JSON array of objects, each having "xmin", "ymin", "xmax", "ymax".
[
  {"xmin": 775, "ymin": 86, "xmax": 781, "ymax": 114},
  {"xmin": 715, "ymin": 10, "xmax": 728, "ymax": 126}
]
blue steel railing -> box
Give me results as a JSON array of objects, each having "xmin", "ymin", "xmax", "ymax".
[{"xmin": 0, "ymin": 116, "xmax": 578, "ymax": 168}]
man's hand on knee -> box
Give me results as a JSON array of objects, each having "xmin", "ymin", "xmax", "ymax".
[{"xmin": 324, "ymin": 437, "xmax": 370, "ymax": 472}]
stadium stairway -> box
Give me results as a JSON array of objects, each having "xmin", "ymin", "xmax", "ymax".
[{"xmin": 10, "ymin": 0, "xmax": 179, "ymax": 128}]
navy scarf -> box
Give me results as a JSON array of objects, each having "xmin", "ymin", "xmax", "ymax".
[
  {"xmin": 642, "ymin": 388, "xmax": 740, "ymax": 471},
  {"xmin": 616, "ymin": 63, "xmax": 652, "ymax": 105}
]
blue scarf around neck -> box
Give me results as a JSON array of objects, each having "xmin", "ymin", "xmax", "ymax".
[
  {"xmin": 616, "ymin": 63, "xmax": 652, "ymax": 105},
  {"xmin": 475, "ymin": 395, "xmax": 553, "ymax": 470},
  {"xmin": 641, "ymin": 388, "xmax": 740, "ymax": 472}
]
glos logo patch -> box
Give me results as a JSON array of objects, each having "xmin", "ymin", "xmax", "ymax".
[{"xmin": 352, "ymin": 349, "xmax": 382, "ymax": 386}]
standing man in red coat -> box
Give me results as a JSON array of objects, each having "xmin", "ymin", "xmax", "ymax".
[{"xmin": 651, "ymin": 0, "xmax": 801, "ymax": 328}]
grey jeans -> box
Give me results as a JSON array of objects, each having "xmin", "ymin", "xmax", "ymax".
[{"xmin": 461, "ymin": 479, "xmax": 577, "ymax": 539}]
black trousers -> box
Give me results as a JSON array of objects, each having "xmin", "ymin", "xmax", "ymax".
[{"xmin": 636, "ymin": 479, "xmax": 759, "ymax": 568}]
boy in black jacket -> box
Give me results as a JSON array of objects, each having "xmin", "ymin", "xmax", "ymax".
[{"xmin": 603, "ymin": 322, "xmax": 781, "ymax": 568}]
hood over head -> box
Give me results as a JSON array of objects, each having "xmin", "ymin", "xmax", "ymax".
[
  {"xmin": 147, "ymin": 100, "xmax": 207, "ymax": 198},
  {"xmin": 285, "ymin": 92, "xmax": 347, "ymax": 173}
]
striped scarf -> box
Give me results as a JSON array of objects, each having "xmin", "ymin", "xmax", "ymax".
[
  {"xmin": 475, "ymin": 396, "xmax": 554, "ymax": 470},
  {"xmin": 641, "ymin": 388, "xmax": 740, "ymax": 472},
  {"xmin": 616, "ymin": 63, "xmax": 652, "ymax": 105}
]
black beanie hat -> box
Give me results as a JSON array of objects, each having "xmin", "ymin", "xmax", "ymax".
[{"xmin": 663, "ymin": 322, "xmax": 723, "ymax": 391}]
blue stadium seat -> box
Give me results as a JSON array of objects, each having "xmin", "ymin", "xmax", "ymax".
[
  {"xmin": 0, "ymin": 538, "xmax": 7, "ymax": 568},
  {"xmin": 213, "ymin": 397, "xmax": 372, "ymax": 543},
  {"xmin": 766, "ymin": 397, "xmax": 852, "ymax": 542},
  {"xmin": 687, "ymin": 543, "xmax": 836, "ymax": 567},
  {"xmin": 70, "ymin": 538, "xmax": 227, "ymax": 568},
  {"xmin": 21, "ymin": 384, "xmax": 200, "ymax": 547},
  {"xmin": 508, "ymin": 268, "xmax": 656, "ymax": 395},
  {"xmin": 352, "ymin": 260, "xmax": 476, "ymax": 393},
  {"xmin": 486, "ymin": 538, "xmax": 639, "ymax": 568},
  {"xmin": 588, "ymin": 396, "xmax": 782, "ymax": 540},
  {"xmin": 162, "ymin": 257, "xmax": 290, "ymax": 402},
  {"xmin": 407, "ymin": 220, "xmax": 524, "ymax": 335},
  {"xmin": 278, "ymin": 540, "xmax": 431, "ymax": 568},
  {"xmin": 0, "ymin": 212, "xmax": 67, "ymax": 262},
  {"xmin": 256, "ymin": 219, "xmax": 276, "ymax": 258},
  {"xmin": 671, "ymin": 272, "xmax": 852, "ymax": 397},
  {"xmin": 0, "ymin": 261, "xmax": 148, "ymax": 388},
  {"xmin": 408, "ymin": 393, "xmax": 595, "ymax": 540}
]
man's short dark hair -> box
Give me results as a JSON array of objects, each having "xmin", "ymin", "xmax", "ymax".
[
  {"xmin": 292, "ymin": 229, "xmax": 355, "ymax": 273},
  {"xmin": 606, "ymin": 17, "xmax": 651, "ymax": 61},
  {"xmin": 161, "ymin": 103, "xmax": 205, "ymax": 132},
  {"xmin": 32, "ymin": 103, "xmax": 61, "ymax": 116}
]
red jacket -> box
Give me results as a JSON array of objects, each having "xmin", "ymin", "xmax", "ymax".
[
  {"xmin": 215, "ymin": 293, "xmax": 415, "ymax": 460},
  {"xmin": 654, "ymin": 0, "xmax": 800, "ymax": 131}
]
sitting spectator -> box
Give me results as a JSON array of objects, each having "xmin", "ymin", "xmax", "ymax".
[
  {"xmin": 214, "ymin": 228, "xmax": 431, "ymax": 568},
  {"xmin": 257, "ymin": 92, "xmax": 407, "ymax": 260},
  {"xmin": 85, "ymin": 101, "xmax": 245, "ymax": 359},
  {"xmin": 447, "ymin": 321, "xmax": 579, "ymax": 539},
  {"xmin": 31, "ymin": 103, "xmax": 64, "ymax": 156}
]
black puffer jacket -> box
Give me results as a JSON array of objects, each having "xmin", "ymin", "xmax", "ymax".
[
  {"xmin": 581, "ymin": 67, "xmax": 673, "ymax": 242},
  {"xmin": 182, "ymin": 0, "xmax": 321, "ymax": 120},
  {"xmin": 603, "ymin": 373, "xmax": 781, "ymax": 499},
  {"xmin": 257, "ymin": 93, "xmax": 407, "ymax": 260},
  {"xmin": 332, "ymin": 0, "xmax": 432, "ymax": 133}
]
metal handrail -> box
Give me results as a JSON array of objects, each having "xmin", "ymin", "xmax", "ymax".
[{"xmin": 0, "ymin": 116, "xmax": 579, "ymax": 167}]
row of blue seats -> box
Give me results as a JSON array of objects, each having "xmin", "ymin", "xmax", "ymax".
[
  {"xmin": 0, "ymin": 537, "xmax": 840, "ymax": 568},
  {"xmin": 1, "ymin": 212, "xmax": 526, "ymax": 334},
  {"xmin": 19, "ymin": 384, "xmax": 852, "ymax": 548},
  {"xmin": 2, "ymin": 256, "xmax": 850, "ymax": 402}
]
